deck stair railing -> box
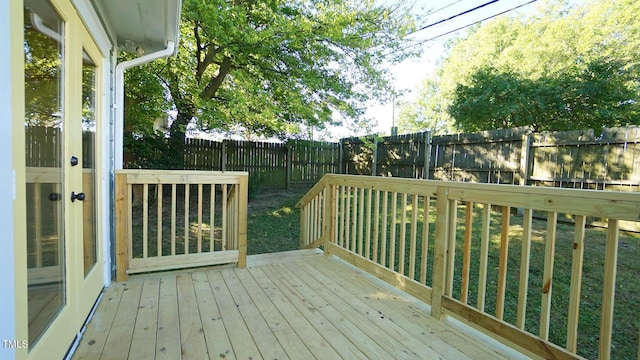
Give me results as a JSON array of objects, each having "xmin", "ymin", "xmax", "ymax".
[
  {"xmin": 298, "ymin": 174, "xmax": 640, "ymax": 360},
  {"xmin": 115, "ymin": 170, "xmax": 248, "ymax": 281}
]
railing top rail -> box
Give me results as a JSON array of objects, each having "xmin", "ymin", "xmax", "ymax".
[
  {"xmin": 309, "ymin": 174, "xmax": 640, "ymax": 221},
  {"xmin": 296, "ymin": 176, "xmax": 329, "ymax": 207},
  {"xmin": 115, "ymin": 170, "xmax": 249, "ymax": 185},
  {"xmin": 321, "ymin": 173, "xmax": 640, "ymax": 200}
]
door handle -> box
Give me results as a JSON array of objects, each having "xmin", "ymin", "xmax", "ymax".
[
  {"xmin": 71, "ymin": 191, "xmax": 85, "ymax": 202},
  {"xmin": 48, "ymin": 193, "xmax": 62, "ymax": 201}
]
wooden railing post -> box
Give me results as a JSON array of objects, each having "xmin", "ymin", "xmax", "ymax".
[
  {"xmin": 323, "ymin": 182, "xmax": 336, "ymax": 250},
  {"xmin": 237, "ymin": 174, "xmax": 248, "ymax": 268},
  {"xmin": 114, "ymin": 172, "xmax": 129, "ymax": 281},
  {"xmin": 431, "ymin": 186, "xmax": 450, "ymax": 319}
]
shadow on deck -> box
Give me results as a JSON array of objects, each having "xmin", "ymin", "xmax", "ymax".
[{"xmin": 72, "ymin": 249, "xmax": 528, "ymax": 359}]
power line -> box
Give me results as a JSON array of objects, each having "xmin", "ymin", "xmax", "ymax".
[
  {"xmin": 411, "ymin": 0, "xmax": 500, "ymax": 35},
  {"xmin": 427, "ymin": 0, "xmax": 464, "ymax": 18},
  {"xmin": 400, "ymin": 0, "xmax": 538, "ymax": 52}
]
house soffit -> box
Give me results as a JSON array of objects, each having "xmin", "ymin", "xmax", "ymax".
[{"xmin": 92, "ymin": 0, "xmax": 181, "ymax": 54}]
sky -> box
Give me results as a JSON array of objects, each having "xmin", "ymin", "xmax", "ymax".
[{"xmin": 327, "ymin": 0, "xmax": 582, "ymax": 139}]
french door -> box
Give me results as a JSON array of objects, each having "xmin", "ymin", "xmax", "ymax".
[{"xmin": 23, "ymin": 0, "xmax": 104, "ymax": 358}]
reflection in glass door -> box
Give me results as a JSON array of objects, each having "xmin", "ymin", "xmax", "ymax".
[
  {"xmin": 82, "ymin": 51, "xmax": 97, "ymax": 275},
  {"xmin": 24, "ymin": 1, "xmax": 66, "ymax": 347}
]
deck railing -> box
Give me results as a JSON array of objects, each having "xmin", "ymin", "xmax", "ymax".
[
  {"xmin": 115, "ymin": 170, "xmax": 248, "ymax": 281},
  {"xmin": 298, "ymin": 174, "xmax": 640, "ymax": 360}
]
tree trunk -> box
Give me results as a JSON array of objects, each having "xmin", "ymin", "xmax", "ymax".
[{"xmin": 168, "ymin": 99, "xmax": 196, "ymax": 169}]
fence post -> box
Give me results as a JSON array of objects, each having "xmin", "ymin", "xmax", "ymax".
[
  {"xmin": 372, "ymin": 137, "xmax": 378, "ymax": 176},
  {"xmin": 423, "ymin": 131, "xmax": 432, "ymax": 180},
  {"xmin": 221, "ymin": 140, "xmax": 227, "ymax": 172},
  {"xmin": 339, "ymin": 138, "xmax": 344, "ymax": 174},
  {"xmin": 286, "ymin": 142, "xmax": 292, "ymax": 189},
  {"xmin": 520, "ymin": 133, "xmax": 532, "ymax": 186}
]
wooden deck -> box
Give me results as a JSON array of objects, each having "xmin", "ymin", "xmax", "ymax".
[{"xmin": 72, "ymin": 250, "xmax": 528, "ymax": 359}]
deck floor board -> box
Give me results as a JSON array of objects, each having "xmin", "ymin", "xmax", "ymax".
[{"xmin": 72, "ymin": 250, "xmax": 529, "ymax": 359}]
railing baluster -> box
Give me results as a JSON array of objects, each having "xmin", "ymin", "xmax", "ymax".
[
  {"xmin": 478, "ymin": 203, "xmax": 491, "ymax": 312},
  {"xmin": 171, "ymin": 184, "xmax": 176, "ymax": 256},
  {"xmin": 338, "ymin": 185, "xmax": 345, "ymax": 248},
  {"xmin": 143, "ymin": 183, "xmax": 148, "ymax": 258},
  {"xmin": 157, "ymin": 184, "xmax": 163, "ymax": 256},
  {"xmin": 210, "ymin": 184, "xmax": 215, "ymax": 252},
  {"xmin": 197, "ymin": 184, "xmax": 203, "ymax": 253},
  {"xmin": 420, "ymin": 196, "xmax": 430, "ymax": 285},
  {"xmin": 540, "ymin": 211, "xmax": 558, "ymax": 341},
  {"xmin": 372, "ymin": 189, "xmax": 380, "ymax": 263},
  {"xmin": 332, "ymin": 185, "xmax": 339, "ymax": 245},
  {"xmin": 445, "ymin": 199, "xmax": 457, "ymax": 296},
  {"xmin": 345, "ymin": 187, "xmax": 351, "ymax": 251},
  {"xmin": 517, "ymin": 208, "xmax": 533, "ymax": 330},
  {"xmin": 409, "ymin": 194, "xmax": 418, "ymax": 280},
  {"xmin": 496, "ymin": 206, "xmax": 511, "ymax": 320},
  {"xmin": 599, "ymin": 219, "xmax": 619, "ymax": 360},
  {"xmin": 358, "ymin": 187, "xmax": 365, "ymax": 256},
  {"xmin": 461, "ymin": 201, "xmax": 473, "ymax": 304},
  {"xmin": 365, "ymin": 188, "xmax": 373, "ymax": 259},
  {"xmin": 221, "ymin": 184, "xmax": 227, "ymax": 251},
  {"xmin": 184, "ymin": 184, "xmax": 190, "ymax": 254},
  {"xmin": 351, "ymin": 187, "xmax": 358, "ymax": 253},
  {"xmin": 308, "ymin": 195, "xmax": 313, "ymax": 244},
  {"xmin": 566, "ymin": 215, "xmax": 586, "ymax": 352},
  {"xmin": 381, "ymin": 191, "xmax": 388, "ymax": 268},
  {"xmin": 399, "ymin": 193, "xmax": 408, "ymax": 275},
  {"xmin": 389, "ymin": 192, "xmax": 398, "ymax": 271}
]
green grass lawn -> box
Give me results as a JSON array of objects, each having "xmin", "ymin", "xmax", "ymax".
[{"xmin": 246, "ymin": 186, "xmax": 308, "ymax": 255}]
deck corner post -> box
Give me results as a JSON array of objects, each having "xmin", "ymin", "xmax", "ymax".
[
  {"xmin": 431, "ymin": 186, "xmax": 450, "ymax": 320},
  {"xmin": 323, "ymin": 181, "xmax": 336, "ymax": 246},
  {"xmin": 114, "ymin": 172, "xmax": 129, "ymax": 281},
  {"xmin": 237, "ymin": 173, "xmax": 249, "ymax": 268}
]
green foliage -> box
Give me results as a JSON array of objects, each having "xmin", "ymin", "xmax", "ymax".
[
  {"xmin": 124, "ymin": 132, "xmax": 183, "ymax": 169},
  {"xmin": 125, "ymin": 0, "xmax": 419, "ymax": 158},
  {"xmin": 449, "ymin": 59, "xmax": 639, "ymax": 132},
  {"xmin": 397, "ymin": 77, "xmax": 455, "ymax": 135},
  {"xmin": 402, "ymin": 0, "xmax": 640, "ymax": 133},
  {"xmin": 24, "ymin": 9, "xmax": 62, "ymax": 127}
]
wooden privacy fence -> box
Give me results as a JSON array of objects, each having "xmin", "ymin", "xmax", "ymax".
[
  {"xmin": 343, "ymin": 126, "xmax": 640, "ymax": 191},
  {"xmin": 29, "ymin": 125, "xmax": 640, "ymax": 191},
  {"xmin": 184, "ymin": 138, "xmax": 340, "ymax": 187},
  {"xmin": 298, "ymin": 174, "xmax": 640, "ymax": 360},
  {"xmin": 114, "ymin": 170, "xmax": 248, "ymax": 281},
  {"xmin": 26, "ymin": 126, "xmax": 95, "ymax": 167}
]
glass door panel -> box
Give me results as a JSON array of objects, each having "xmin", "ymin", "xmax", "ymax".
[
  {"xmin": 23, "ymin": 0, "xmax": 66, "ymax": 347},
  {"xmin": 81, "ymin": 50, "xmax": 97, "ymax": 276}
]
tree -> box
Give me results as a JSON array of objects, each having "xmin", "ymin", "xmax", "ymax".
[
  {"xmin": 403, "ymin": 0, "xmax": 640, "ymax": 133},
  {"xmin": 396, "ymin": 77, "xmax": 455, "ymax": 135},
  {"xmin": 125, "ymin": 0, "xmax": 418, "ymax": 167}
]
